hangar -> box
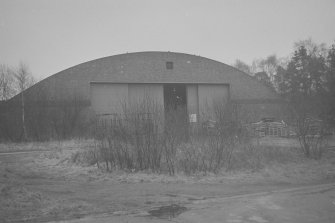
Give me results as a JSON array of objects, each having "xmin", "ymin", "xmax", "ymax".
[
  {"xmin": 1, "ymin": 52, "xmax": 283, "ymax": 140},
  {"xmin": 87, "ymin": 52, "xmax": 281, "ymax": 123}
]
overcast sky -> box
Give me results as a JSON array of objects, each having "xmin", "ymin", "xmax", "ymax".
[{"xmin": 1, "ymin": 0, "xmax": 335, "ymax": 80}]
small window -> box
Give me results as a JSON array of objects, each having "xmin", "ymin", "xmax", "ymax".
[{"xmin": 166, "ymin": 61, "xmax": 173, "ymax": 70}]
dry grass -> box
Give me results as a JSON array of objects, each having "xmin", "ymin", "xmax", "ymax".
[
  {"xmin": 30, "ymin": 139, "xmax": 335, "ymax": 185},
  {"xmin": 252, "ymin": 136, "xmax": 301, "ymax": 148},
  {"xmin": 0, "ymin": 174, "xmax": 96, "ymax": 222},
  {"xmin": 1, "ymin": 139, "xmax": 334, "ymax": 222},
  {"xmin": 0, "ymin": 139, "xmax": 94, "ymax": 153},
  {"xmin": 1, "ymin": 137, "xmax": 334, "ymax": 222},
  {"xmin": 2, "ymin": 138, "xmax": 334, "ymax": 185},
  {"xmin": 0, "ymin": 182, "xmax": 44, "ymax": 222}
]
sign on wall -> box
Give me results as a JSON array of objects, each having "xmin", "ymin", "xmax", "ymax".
[{"xmin": 189, "ymin": 113, "xmax": 197, "ymax": 123}]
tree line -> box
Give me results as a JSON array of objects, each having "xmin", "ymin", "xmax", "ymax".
[
  {"xmin": 234, "ymin": 38, "xmax": 335, "ymax": 158},
  {"xmin": 233, "ymin": 38, "xmax": 334, "ymax": 125}
]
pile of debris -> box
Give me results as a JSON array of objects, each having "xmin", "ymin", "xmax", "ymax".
[{"xmin": 250, "ymin": 118, "xmax": 290, "ymax": 137}]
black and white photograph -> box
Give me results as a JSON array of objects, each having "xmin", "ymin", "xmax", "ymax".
[{"xmin": 1, "ymin": 0, "xmax": 335, "ymax": 222}]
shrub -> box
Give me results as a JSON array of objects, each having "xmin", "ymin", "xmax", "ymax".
[{"xmin": 92, "ymin": 99, "xmax": 253, "ymax": 175}]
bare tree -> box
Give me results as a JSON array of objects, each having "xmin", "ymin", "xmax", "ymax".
[
  {"xmin": 0, "ymin": 64, "xmax": 16, "ymax": 101},
  {"xmin": 251, "ymin": 55, "xmax": 289, "ymax": 92},
  {"xmin": 233, "ymin": 59, "xmax": 253, "ymax": 75},
  {"xmin": 13, "ymin": 63, "xmax": 35, "ymax": 140}
]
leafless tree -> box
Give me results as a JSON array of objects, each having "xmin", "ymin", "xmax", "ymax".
[
  {"xmin": 0, "ymin": 64, "xmax": 16, "ymax": 101},
  {"xmin": 233, "ymin": 59, "xmax": 253, "ymax": 75},
  {"xmin": 13, "ymin": 63, "xmax": 35, "ymax": 140}
]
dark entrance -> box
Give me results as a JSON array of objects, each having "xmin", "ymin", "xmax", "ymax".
[
  {"xmin": 163, "ymin": 84, "xmax": 188, "ymax": 138},
  {"xmin": 163, "ymin": 84, "xmax": 187, "ymax": 112}
]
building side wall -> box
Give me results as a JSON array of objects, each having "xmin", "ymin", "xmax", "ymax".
[{"xmin": 235, "ymin": 102, "xmax": 286, "ymax": 123}]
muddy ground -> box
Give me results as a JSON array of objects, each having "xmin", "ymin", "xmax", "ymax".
[{"xmin": 1, "ymin": 139, "xmax": 335, "ymax": 222}]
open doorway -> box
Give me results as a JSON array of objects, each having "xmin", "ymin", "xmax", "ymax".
[
  {"xmin": 164, "ymin": 84, "xmax": 188, "ymax": 137},
  {"xmin": 164, "ymin": 84, "xmax": 187, "ymax": 112}
]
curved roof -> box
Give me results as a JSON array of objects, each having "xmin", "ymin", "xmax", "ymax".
[{"xmin": 15, "ymin": 51, "xmax": 279, "ymax": 102}]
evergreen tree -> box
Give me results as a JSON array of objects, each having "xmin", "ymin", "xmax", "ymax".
[
  {"xmin": 281, "ymin": 46, "xmax": 326, "ymax": 104},
  {"xmin": 280, "ymin": 46, "xmax": 327, "ymax": 158}
]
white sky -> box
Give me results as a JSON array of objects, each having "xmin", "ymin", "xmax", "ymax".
[{"xmin": 1, "ymin": 0, "xmax": 335, "ymax": 80}]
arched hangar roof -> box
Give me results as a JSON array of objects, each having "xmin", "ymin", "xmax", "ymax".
[{"xmin": 17, "ymin": 51, "xmax": 279, "ymax": 102}]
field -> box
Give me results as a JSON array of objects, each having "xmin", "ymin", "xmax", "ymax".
[{"xmin": 1, "ymin": 137, "xmax": 335, "ymax": 222}]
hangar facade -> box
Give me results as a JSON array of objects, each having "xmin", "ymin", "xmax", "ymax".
[
  {"xmin": 88, "ymin": 52, "xmax": 281, "ymax": 123},
  {"xmin": 2, "ymin": 52, "xmax": 283, "ymax": 140}
]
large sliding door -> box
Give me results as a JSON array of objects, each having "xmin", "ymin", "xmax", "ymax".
[
  {"xmin": 128, "ymin": 84, "xmax": 164, "ymax": 108},
  {"xmin": 90, "ymin": 83, "xmax": 230, "ymax": 124},
  {"xmin": 198, "ymin": 84, "xmax": 229, "ymax": 121},
  {"xmin": 90, "ymin": 83, "xmax": 128, "ymax": 115}
]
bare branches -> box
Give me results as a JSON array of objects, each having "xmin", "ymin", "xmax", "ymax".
[
  {"xmin": 93, "ymin": 99, "xmax": 252, "ymax": 175},
  {"xmin": 13, "ymin": 62, "xmax": 35, "ymax": 93},
  {"xmin": 0, "ymin": 63, "xmax": 35, "ymax": 101},
  {"xmin": 0, "ymin": 64, "xmax": 15, "ymax": 100},
  {"xmin": 13, "ymin": 63, "xmax": 35, "ymax": 141}
]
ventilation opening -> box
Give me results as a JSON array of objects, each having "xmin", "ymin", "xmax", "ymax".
[{"xmin": 166, "ymin": 61, "xmax": 173, "ymax": 70}]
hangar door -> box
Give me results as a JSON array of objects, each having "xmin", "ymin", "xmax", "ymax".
[
  {"xmin": 198, "ymin": 84, "xmax": 229, "ymax": 121},
  {"xmin": 91, "ymin": 83, "xmax": 164, "ymax": 116},
  {"xmin": 128, "ymin": 84, "xmax": 164, "ymax": 108},
  {"xmin": 90, "ymin": 83, "xmax": 128, "ymax": 115}
]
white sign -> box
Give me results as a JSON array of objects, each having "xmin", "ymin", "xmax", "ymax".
[{"xmin": 189, "ymin": 114, "xmax": 197, "ymax": 123}]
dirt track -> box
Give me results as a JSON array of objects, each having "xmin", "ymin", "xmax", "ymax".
[
  {"xmin": 48, "ymin": 183, "xmax": 335, "ymax": 223},
  {"xmin": 1, "ymin": 148, "xmax": 335, "ymax": 222}
]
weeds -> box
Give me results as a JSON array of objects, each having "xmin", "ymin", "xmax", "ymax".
[
  {"xmin": 44, "ymin": 98, "xmax": 327, "ymax": 176},
  {"xmin": 93, "ymin": 99, "xmax": 164, "ymax": 172},
  {"xmin": 90, "ymin": 99, "xmax": 275, "ymax": 175}
]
